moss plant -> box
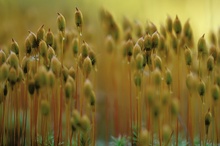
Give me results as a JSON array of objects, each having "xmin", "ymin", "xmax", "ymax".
[{"xmin": 2, "ymin": 4, "xmax": 220, "ymax": 146}]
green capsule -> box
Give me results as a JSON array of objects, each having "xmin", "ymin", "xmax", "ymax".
[
  {"xmin": 7, "ymin": 52, "xmax": 19, "ymax": 69},
  {"xmin": 79, "ymin": 115, "xmax": 90, "ymax": 133},
  {"xmin": 41, "ymin": 99, "xmax": 50, "ymax": 116},
  {"xmin": 165, "ymin": 68, "xmax": 172, "ymax": 86},
  {"xmin": 65, "ymin": 81, "xmax": 72, "ymax": 99},
  {"xmin": 0, "ymin": 63, "xmax": 9, "ymax": 82},
  {"xmin": 83, "ymin": 57, "xmax": 92, "ymax": 78},
  {"xmin": 184, "ymin": 47, "xmax": 192, "ymax": 66},
  {"xmin": 197, "ymin": 80, "xmax": 206, "ymax": 102},
  {"xmin": 205, "ymin": 108, "xmax": 212, "ymax": 134},
  {"xmin": 166, "ymin": 16, "xmax": 172, "ymax": 33},
  {"xmin": 72, "ymin": 37, "xmax": 79, "ymax": 57},
  {"xmin": 81, "ymin": 41, "xmax": 89, "ymax": 58},
  {"xmin": 135, "ymin": 53, "xmax": 144, "ymax": 70},
  {"xmin": 144, "ymin": 34, "xmax": 152, "ymax": 51},
  {"xmin": 152, "ymin": 31, "xmax": 159, "ymax": 49},
  {"xmin": 212, "ymin": 84, "xmax": 219, "ymax": 101},
  {"xmin": 207, "ymin": 55, "xmax": 214, "ymax": 72},
  {"xmin": 75, "ymin": 7, "xmax": 83, "ymax": 29},
  {"xmin": 154, "ymin": 55, "xmax": 162, "ymax": 71},
  {"xmin": 57, "ymin": 13, "xmax": 66, "ymax": 32},
  {"xmin": 198, "ymin": 34, "xmax": 207, "ymax": 55},
  {"xmin": 134, "ymin": 71, "xmax": 142, "ymax": 87},
  {"xmin": 0, "ymin": 50, "xmax": 6, "ymax": 66},
  {"xmin": 46, "ymin": 29, "xmax": 54, "ymax": 47},
  {"xmin": 8, "ymin": 67, "xmax": 17, "ymax": 87},
  {"xmin": 37, "ymin": 25, "xmax": 45, "ymax": 43},
  {"xmin": 171, "ymin": 98, "xmax": 179, "ymax": 116},
  {"xmin": 173, "ymin": 16, "xmax": 182, "ymax": 36},
  {"xmin": 39, "ymin": 40, "xmax": 47, "ymax": 58},
  {"xmin": 133, "ymin": 44, "xmax": 141, "ymax": 59},
  {"xmin": 68, "ymin": 67, "xmax": 76, "ymax": 80}
]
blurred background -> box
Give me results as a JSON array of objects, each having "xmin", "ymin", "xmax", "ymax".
[{"xmin": 0, "ymin": 0, "xmax": 219, "ymax": 47}]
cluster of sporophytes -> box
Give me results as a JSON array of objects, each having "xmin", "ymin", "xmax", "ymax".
[
  {"xmin": 0, "ymin": 7, "xmax": 97, "ymax": 146},
  {"xmin": 1, "ymin": 5, "xmax": 220, "ymax": 146},
  {"xmin": 99, "ymin": 9, "xmax": 220, "ymax": 146}
]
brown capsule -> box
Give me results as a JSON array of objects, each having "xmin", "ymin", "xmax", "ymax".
[
  {"xmin": 11, "ymin": 39, "xmax": 19, "ymax": 56},
  {"xmin": 37, "ymin": 25, "xmax": 45, "ymax": 44}
]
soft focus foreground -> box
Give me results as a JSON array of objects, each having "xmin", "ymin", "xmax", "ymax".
[{"xmin": 0, "ymin": 0, "xmax": 220, "ymax": 146}]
